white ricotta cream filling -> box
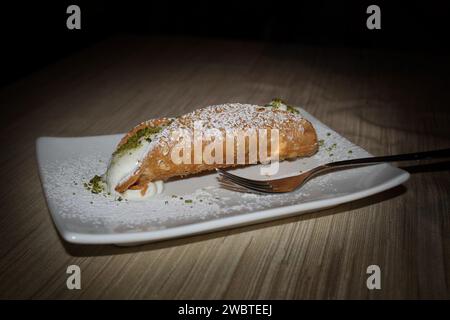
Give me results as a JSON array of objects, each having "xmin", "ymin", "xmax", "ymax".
[{"xmin": 105, "ymin": 135, "xmax": 164, "ymax": 200}]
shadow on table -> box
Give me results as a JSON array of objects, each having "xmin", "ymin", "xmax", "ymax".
[{"xmin": 61, "ymin": 160, "xmax": 450, "ymax": 257}]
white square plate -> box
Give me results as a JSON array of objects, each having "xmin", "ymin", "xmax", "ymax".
[{"xmin": 36, "ymin": 108, "xmax": 409, "ymax": 245}]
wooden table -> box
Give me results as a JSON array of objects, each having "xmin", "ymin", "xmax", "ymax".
[{"xmin": 0, "ymin": 35, "xmax": 449, "ymax": 299}]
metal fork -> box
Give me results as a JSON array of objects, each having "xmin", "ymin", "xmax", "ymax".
[{"xmin": 216, "ymin": 148, "xmax": 450, "ymax": 193}]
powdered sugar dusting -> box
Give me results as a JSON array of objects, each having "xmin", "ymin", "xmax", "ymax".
[
  {"xmin": 180, "ymin": 103, "xmax": 302, "ymax": 129},
  {"xmin": 134, "ymin": 103, "xmax": 306, "ymax": 174}
]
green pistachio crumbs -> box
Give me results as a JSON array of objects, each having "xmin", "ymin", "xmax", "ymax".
[
  {"xmin": 85, "ymin": 175, "xmax": 104, "ymax": 194},
  {"xmin": 113, "ymin": 126, "xmax": 162, "ymax": 157},
  {"xmin": 326, "ymin": 143, "xmax": 337, "ymax": 152},
  {"xmin": 265, "ymin": 98, "xmax": 300, "ymax": 114}
]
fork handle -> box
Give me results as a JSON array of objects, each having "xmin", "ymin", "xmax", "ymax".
[{"xmin": 326, "ymin": 148, "xmax": 450, "ymax": 168}]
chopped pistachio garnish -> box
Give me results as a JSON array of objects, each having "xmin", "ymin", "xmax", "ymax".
[
  {"xmin": 113, "ymin": 126, "xmax": 162, "ymax": 157},
  {"xmin": 265, "ymin": 98, "xmax": 284, "ymax": 109},
  {"xmin": 318, "ymin": 139, "xmax": 325, "ymax": 147},
  {"xmin": 348, "ymin": 150, "xmax": 353, "ymax": 154},
  {"xmin": 286, "ymin": 105, "xmax": 299, "ymax": 114},
  {"xmin": 185, "ymin": 199, "xmax": 193, "ymax": 204},
  {"xmin": 85, "ymin": 175, "xmax": 104, "ymax": 194},
  {"xmin": 265, "ymin": 98, "xmax": 300, "ymax": 114},
  {"xmin": 326, "ymin": 143, "xmax": 337, "ymax": 152},
  {"xmin": 326, "ymin": 132, "xmax": 331, "ymax": 136}
]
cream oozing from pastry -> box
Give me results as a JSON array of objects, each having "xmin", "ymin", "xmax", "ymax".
[
  {"xmin": 105, "ymin": 135, "xmax": 163, "ymax": 200},
  {"xmin": 122, "ymin": 180, "xmax": 164, "ymax": 200}
]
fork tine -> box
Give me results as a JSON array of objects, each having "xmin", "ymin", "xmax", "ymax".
[
  {"xmin": 219, "ymin": 175, "xmax": 272, "ymax": 191},
  {"xmin": 218, "ymin": 173, "xmax": 274, "ymax": 192},
  {"xmin": 217, "ymin": 177, "xmax": 268, "ymax": 194},
  {"xmin": 224, "ymin": 177, "xmax": 272, "ymax": 194},
  {"xmin": 216, "ymin": 169, "xmax": 267, "ymax": 185},
  {"xmin": 216, "ymin": 169, "xmax": 272, "ymax": 187},
  {"xmin": 216, "ymin": 171, "xmax": 272, "ymax": 190}
]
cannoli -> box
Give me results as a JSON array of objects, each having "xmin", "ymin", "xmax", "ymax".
[{"xmin": 104, "ymin": 100, "xmax": 318, "ymax": 198}]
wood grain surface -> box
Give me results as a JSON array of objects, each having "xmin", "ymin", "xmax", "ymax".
[{"xmin": 0, "ymin": 35, "xmax": 449, "ymax": 299}]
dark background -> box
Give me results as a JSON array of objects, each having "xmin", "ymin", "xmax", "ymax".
[{"xmin": 1, "ymin": 0, "xmax": 450, "ymax": 87}]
